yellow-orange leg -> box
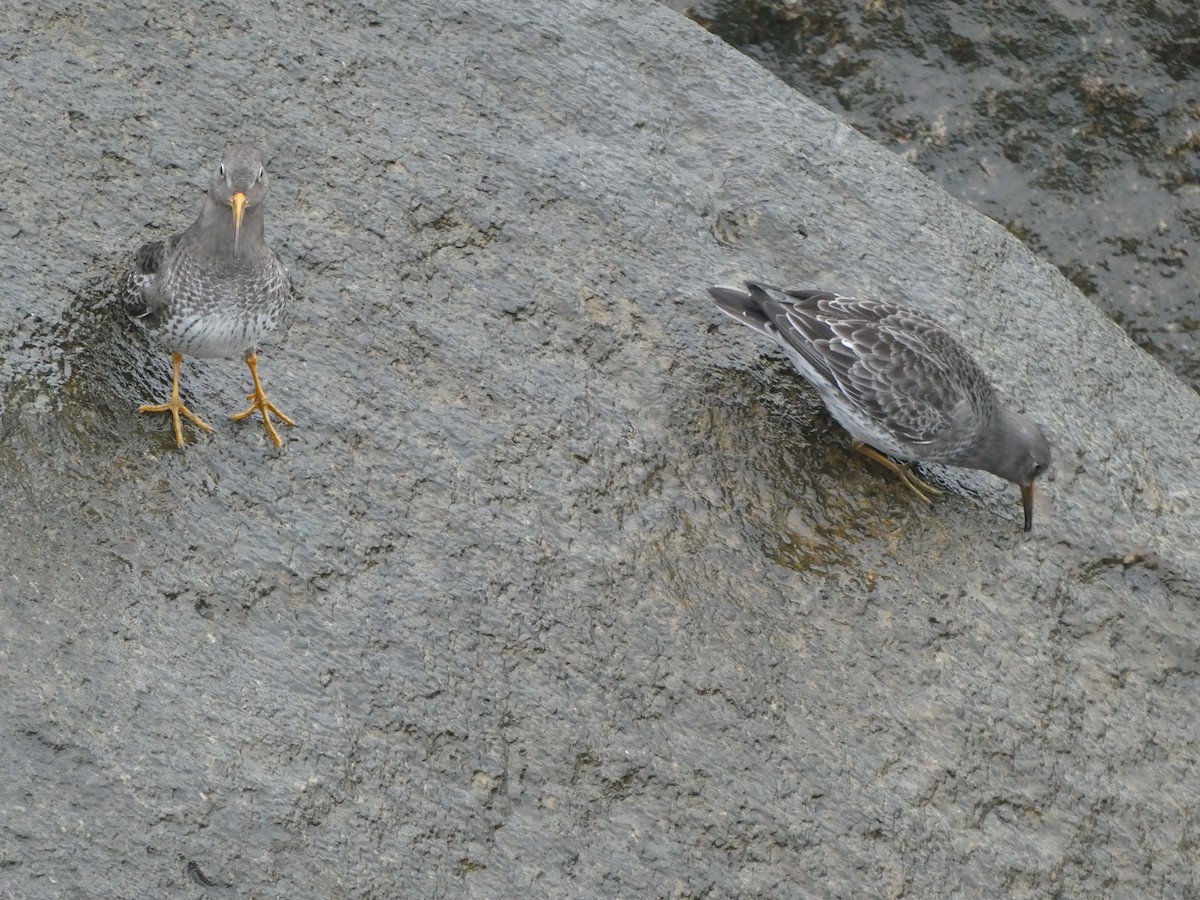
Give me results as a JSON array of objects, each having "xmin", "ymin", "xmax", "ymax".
[
  {"xmin": 854, "ymin": 443, "xmax": 943, "ymax": 503},
  {"xmin": 231, "ymin": 351, "xmax": 295, "ymax": 447},
  {"xmin": 138, "ymin": 351, "xmax": 213, "ymax": 449}
]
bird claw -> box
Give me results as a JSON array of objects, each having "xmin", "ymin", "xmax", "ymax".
[
  {"xmin": 138, "ymin": 399, "xmax": 214, "ymax": 449},
  {"xmin": 854, "ymin": 444, "xmax": 943, "ymax": 503},
  {"xmin": 230, "ymin": 352, "xmax": 294, "ymax": 447},
  {"xmin": 231, "ymin": 393, "xmax": 295, "ymax": 447},
  {"xmin": 138, "ymin": 352, "xmax": 214, "ymax": 449}
]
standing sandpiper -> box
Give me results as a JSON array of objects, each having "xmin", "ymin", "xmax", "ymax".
[{"xmin": 120, "ymin": 144, "xmax": 294, "ymax": 448}]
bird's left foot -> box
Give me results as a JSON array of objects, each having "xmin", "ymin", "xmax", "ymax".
[
  {"xmin": 231, "ymin": 352, "xmax": 295, "ymax": 447},
  {"xmin": 855, "ymin": 444, "xmax": 943, "ymax": 503}
]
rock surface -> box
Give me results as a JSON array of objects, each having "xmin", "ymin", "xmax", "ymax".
[{"xmin": 1, "ymin": 0, "xmax": 1197, "ymax": 896}]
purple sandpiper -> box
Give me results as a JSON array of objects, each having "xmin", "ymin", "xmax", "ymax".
[
  {"xmin": 119, "ymin": 144, "xmax": 294, "ymax": 448},
  {"xmin": 709, "ymin": 282, "xmax": 1051, "ymax": 531}
]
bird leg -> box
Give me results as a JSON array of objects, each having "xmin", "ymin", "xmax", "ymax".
[
  {"xmin": 138, "ymin": 352, "xmax": 214, "ymax": 449},
  {"xmin": 853, "ymin": 443, "xmax": 943, "ymax": 503},
  {"xmin": 231, "ymin": 351, "xmax": 295, "ymax": 447}
]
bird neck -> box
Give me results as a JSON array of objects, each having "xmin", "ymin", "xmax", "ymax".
[
  {"xmin": 184, "ymin": 196, "xmax": 268, "ymax": 263},
  {"xmin": 963, "ymin": 406, "xmax": 1027, "ymax": 483}
]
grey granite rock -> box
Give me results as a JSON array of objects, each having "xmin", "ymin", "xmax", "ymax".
[{"xmin": 1, "ymin": 0, "xmax": 1197, "ymax": 897}]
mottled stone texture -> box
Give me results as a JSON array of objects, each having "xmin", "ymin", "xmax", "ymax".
[{"xmin": 0, "ymin": 1, "xmax": 1196, "ymax": 897}]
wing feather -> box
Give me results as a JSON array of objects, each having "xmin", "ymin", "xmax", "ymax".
[
  {"xmin": 762, "ymin": 290, "xmax": 995, "ymax": 448},
  {"xmin": 118, "ymin": 237, "xmax": 174, "ymax": 325}
]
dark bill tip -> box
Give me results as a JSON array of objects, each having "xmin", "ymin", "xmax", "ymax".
[{"xmin": 1020, "ymin": 483, "xmax": 1035, "ymax": 532}]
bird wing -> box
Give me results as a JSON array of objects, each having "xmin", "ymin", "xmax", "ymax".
[
  {"xmin": 118, "ymin": 238, "xmax": 172, "ymax": 324},
  {"xmin": 132, "ymin": 238, "xmax": 166, "ymax": 276},
  {"xmin": 766, "ymin": 291, "xmax": 991, "ymax": 447}
]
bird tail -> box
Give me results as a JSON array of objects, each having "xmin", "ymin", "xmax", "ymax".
[{"xmin": 708, "ymin": 282, "xmax": 777, "ymax": 335}]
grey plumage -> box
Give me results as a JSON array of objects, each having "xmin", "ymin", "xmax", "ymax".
[
  {"xmin": 120, "ymin": 144, "xmax": 294, "ymax": 448},
  {"xmin": 709, "ymin": 282, "xmax": 1051, "ymax": 530}
]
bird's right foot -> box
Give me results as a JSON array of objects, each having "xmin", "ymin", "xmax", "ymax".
[
  {"xmin": 139, "ymin": 396, "xmax": 213, "ymax": 449},
  {"xmin": 139, "ymin": 351, "xmax": 212, "ymax": 449},
  {"xmin": 854, "ymin": 444, "xmax": 944, "ymax": 503}
]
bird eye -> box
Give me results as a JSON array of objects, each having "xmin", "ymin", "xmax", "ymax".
[
  {"xmin": 258, "ymin": 166, "xmax": 265, "ymax": 181},
  {"xmin": 219, "ymin": 163, "xmax": 226, "ymax": 177}
]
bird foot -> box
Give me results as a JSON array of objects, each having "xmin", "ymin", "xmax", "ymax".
[
  {"xmin": 231, "ymin": 352, "xmax": 294, "ymax": 447},
  {"xmin": 231, "ymin": 390, "xmax": 295, "ymax": 448},
  {"xmin": 854, "ymin": 444, "xmax": 943, "ymax": 503},
  {"xmin": 894, "ymin": 465, "xmax": 944, "ymax": 503},
  {"xmin": 138, "ymin": 397, "xmax": 214, "ymax": 449}
]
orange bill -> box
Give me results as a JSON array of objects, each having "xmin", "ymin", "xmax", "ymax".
[{"xmin": 231, "ymin": 191, "xmax": 247, "ymax": 255}]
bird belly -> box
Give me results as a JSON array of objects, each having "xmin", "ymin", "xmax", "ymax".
[
  {"xmin": 160, "ymin": 311, "xmax": 276, "ymax": 358},
  {"xmin": 818, "ymin": 389, "xmax": 917, "ymax": 460}
]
